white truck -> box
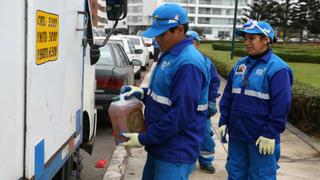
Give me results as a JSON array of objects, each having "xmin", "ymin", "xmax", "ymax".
[{"xmin": 0, "ymin": 0, "xmax": 126, "ymax": 179}]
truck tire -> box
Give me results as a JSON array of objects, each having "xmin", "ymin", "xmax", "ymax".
[{"xmin": 52, "ymin": 149, "xmax": 82, "ymax": 180}]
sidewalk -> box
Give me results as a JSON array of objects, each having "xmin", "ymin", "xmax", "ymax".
[{"xmin": 103, "ymin": 63, "xmax": 320, "ymax": 180}]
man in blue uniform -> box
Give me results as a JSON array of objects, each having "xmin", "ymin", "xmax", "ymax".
[
  {"xmin": 218, "ymin": 20, "xmax": 293, "ymax": 179},
  {"xmin": 120, "ymin": 3, "xmax": 211, "ymax": 180},
  {"xmin": 186, "ymin": 30, "xmax": 221, "ymax": 174}
]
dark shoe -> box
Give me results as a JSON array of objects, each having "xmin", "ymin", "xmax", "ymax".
[{"xmin": 200, "ymin": 164, "xmax": 215, "ymax": 174}]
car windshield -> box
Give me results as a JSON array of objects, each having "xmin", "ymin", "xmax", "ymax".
[
  {"xmin": 97, "ymin": 44, "xmax": 114, "ymax": 65},
  {"xmin": 128, "ymin": 38, "xmax": 141, "ymax": 46}
]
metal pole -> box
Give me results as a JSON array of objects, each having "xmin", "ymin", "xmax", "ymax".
[{"xmin": 230, "ymin": 0, "xmax": 238, "ymax": 60}]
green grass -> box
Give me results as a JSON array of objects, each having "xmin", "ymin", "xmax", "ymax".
[
  {"xmin": 289, "ymin": 63, "xmax": 320, "ymax": 88},
  {"xmin": 210, "ymin": 41, "xmax": 320, "ymax": 56},
  {"xmin": 199, "ymin": 44, "xmax": 320, "ymax": 88}
]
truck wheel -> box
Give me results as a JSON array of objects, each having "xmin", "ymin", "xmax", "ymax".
[
  {"xmin": 52, "ymin": 155, "xmax": 73, "ymax": 180},
  {"xmin": 52, "ymin": 148, "xmax": 82, "ymax": 180}
]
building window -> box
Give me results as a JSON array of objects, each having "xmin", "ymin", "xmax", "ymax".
[
  {"xmin": 128, "ymin": 6, "xmax": 142, "ymax": 13},
  {"xmin": 212, "ymin": 8, "xmax": 222, "ymax": 15},
  {"xmin": 226, "ymin": 9, "xmax": 234, "ymax": 15},
  {"xmin": 128, "ymin": 16, "xmax": 142, "ymax": 23},
  {"xmin": 128, "ymin": 0, "xmax": 142, "ymax": 3},
  {"xmin": 198, "ymin": 8, "xmax": 211, "ymax": 15},
  {"xmin": 203, "ymin": 27, "xmax": 212, "ymax": 34},
  {"xmin": 198, "ymin": 17, "xmax": 210, "ymax": 24},
  {"xmin": 185, "ymin": 7, "xmax": 195, "ymax": 14},
  {"xmin": 218, "ymin": 31, "xmax": 230, "ymax": 38},
  {"xmin": 188, "ymin": 17, "xmax": 195, "ymax": 24}
]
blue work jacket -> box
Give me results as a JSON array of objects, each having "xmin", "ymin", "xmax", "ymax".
[
  {"xmin": 219, "ymin": 50, "xmax": 293, "ymax": 144},
  {"xmin": 138, "ymin": 37, "xmax": 211, "ymax": 164}
]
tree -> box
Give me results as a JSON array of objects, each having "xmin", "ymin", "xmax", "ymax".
[
  {"xmin": 289, "ymin": 0, "xmax": 320, "ymax": 43},
  {"xmin": 243, "ymin": 0, "xmax": 277, "ymax": 22},
  {"xmin": 306, "ymin": 0, "xmax": 320, "ymax": 38},
  {"xmin": 271, "ymin": 0, "xmax": 296, "ymax": 44},
  {"xmin": 290, "ymin": 0, "xmax": 310, "ymax": 44}
]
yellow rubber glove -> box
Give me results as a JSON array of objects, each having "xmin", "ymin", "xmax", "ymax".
[
  {"xmin": 255, "ymin": 136, "xmax": 275, "ymax": 155},
  {"xmin": 219, "ymin": 125, "xmax": 227, "ymax": 139},
  {"xmin": 120, "ymin": 133, "xmax": 142, "ymax": 147}
]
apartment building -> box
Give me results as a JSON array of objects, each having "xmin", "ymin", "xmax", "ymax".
[
  {"xmin": 93, "ymin": 0, "xmax": 289, "ymax": 39},
  {"xmin": 90, "ymin": 0, "xmax": 128, "ymax": 33},
  {"xmin": 157, "ymin": 0, "xmax": 252, "ymax": 40},
  {"xmin": 126, "ymin": 0, "xmax": 157, "ymax": 34}
]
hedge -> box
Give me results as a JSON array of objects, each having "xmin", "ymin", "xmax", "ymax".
[
  {"xmin": 204, "ymin": 52, "xmax": 320, "ymax": 137},
  {"xmin": 211, "ymin": 43, "xmax": 320, "ymax": 64}
]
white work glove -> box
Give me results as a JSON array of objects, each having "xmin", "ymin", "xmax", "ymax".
[
  {"xmin": 120, "ymin": 85, "xmax": 144, "ymax": 100},
  {"xmin": 120, "ymin": 133, "xmax": 143, "ymax": 147},
  {"xmin": 255, "ymin": 136, "xmax": 275, "ymax": 155},
  {"xmin": 219, "ymin": 125, "xmax": 227, "ymax": 138}
]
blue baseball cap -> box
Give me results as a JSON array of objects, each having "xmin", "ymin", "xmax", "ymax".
[
  {"xmin": 236, "ymin": 19, "xmax": 275, "ymax": 41},
  {"xmin": 186, "ymin": 30, "xmax": 200, "ymax": 42},
  {"xmin": 142, "ymin": 3, "xmax": 188, "ymax": 38}
]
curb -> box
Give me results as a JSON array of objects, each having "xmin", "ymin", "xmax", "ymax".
[
  {"xmin": 286, "ymin": 123, "xmax": 320, "ymax": 153},
  {"xmin": 103, "ymin": 146, "xmax": 128, "ymax": 180}
]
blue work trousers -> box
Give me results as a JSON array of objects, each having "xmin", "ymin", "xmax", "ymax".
[
  {"xmin": 142, "ymin": 154, "xmax": 194, "ymax": 180},
  {"xmin": 198, "ymin": 119, "xmax": 215, "ymax": 166},
  {"xmin": 226, "ymin": 138, "xmax": 280, "ymax": 180}
]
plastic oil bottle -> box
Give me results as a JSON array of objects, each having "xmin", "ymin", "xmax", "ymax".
[{"xmin": 108, "ymin": 95, "xmax": 145, "ymax": 144}]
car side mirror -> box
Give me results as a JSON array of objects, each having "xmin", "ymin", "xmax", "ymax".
[
  {"xmin": 134, "ymin": 49, "xmax": 143, "ymax": 54},
  {"xmin": 131, "ymin": 59, "xmax": 142, "ymax": 66},
  {"xmin": 106, "ymin": 0, "xmax": 127, "ymax": 21}
]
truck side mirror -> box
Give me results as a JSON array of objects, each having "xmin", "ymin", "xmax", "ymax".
[
  {"xmin": 90, "ymin": 0, "xmax": 127, "ymax": 65},
  {"xmin": 106, "ymin": 0, "xmax": 127, "ymax": 21},
  {"xmin": 90, "ymin": 44, "xmax": 100, "ymax": 65}
]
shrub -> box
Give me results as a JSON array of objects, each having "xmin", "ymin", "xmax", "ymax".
[
  {"xmin": 289, "ymin": 80, "xmax": 320, "ymax": 136},
  {"xmin": 211, "ymin": 43, "xmax": 320, "ymax": 64}
]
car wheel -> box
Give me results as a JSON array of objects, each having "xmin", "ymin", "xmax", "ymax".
[{"xmin": 135, "ymin": 70, "xmax": 141, "ymax": 79}]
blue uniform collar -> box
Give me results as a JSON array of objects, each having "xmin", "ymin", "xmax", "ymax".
[
  {"xmin": 247, "ymin": 49, "xmax": 273, "ymax": 63},
  {"xmin": 168, "ymin": 37, "xmax": 194, "ymax": 56}
]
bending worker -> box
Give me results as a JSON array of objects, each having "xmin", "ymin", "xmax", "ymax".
[
  {"xmin": 218, "ymin": 19, "xmax": 293, "ymax": 179},
  {"xmin": 120, "ymin": 3, "xmax": 211, "ymax": 180},
  {"xmin": 186, "ymin": 30, "xmax": 221, "ymax": 174}
]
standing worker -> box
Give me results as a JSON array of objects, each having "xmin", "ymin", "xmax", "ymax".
[
  {"xmin": 120, "ymin": 3, "xmax": 211, "ymax": 180},
  {"xmin": 218, "ymin": 19, "xmax": 293, "ymax": 179},
  {"xmin": 152, "ymin": 38, "xmax": 160, "ymax": 62},
  {"xmin": 186, "ymin": 30, "xmax": 221, "ymax": 174}
]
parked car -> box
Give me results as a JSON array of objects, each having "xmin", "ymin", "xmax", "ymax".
[
  {"xmin": 288, "ymin": 37, "xmax": 307, "ymax": 43},
  {"xmin": 137, "ymin": 30, "xmax": 154, "ymax": 58},
  {"xmin": 102, "ymin": 36, "xmax": 142, "ymax": 79},
  {"xmin": 119, "ymin": 35, "xmax": 150, "ymax": 70},
  {"xmin": 95, "ymin": 43, "xmax": 141, "ymax": 119}
]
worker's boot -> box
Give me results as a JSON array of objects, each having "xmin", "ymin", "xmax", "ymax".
[{"xmin": 200, "ymin": 164, "xmax": 215, "ymax": 174}]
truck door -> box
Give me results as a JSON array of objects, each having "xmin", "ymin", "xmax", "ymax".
[{"xmin": 24, "ymin": 0, "xmax": 86, "ymax": 179}]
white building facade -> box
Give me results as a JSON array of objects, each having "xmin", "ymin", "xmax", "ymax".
[
  {"xmin": 96, "ymin": 0, "xmax": 293, "ymax": 39},
  {"xmin": 158, "ymin": 0, "xmax": 252, "ymax": 40}
]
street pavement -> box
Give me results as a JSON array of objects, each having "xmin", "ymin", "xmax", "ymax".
[{"xmin": 103, "ymin": 63, "xmax": 320, "ymax": 180}]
